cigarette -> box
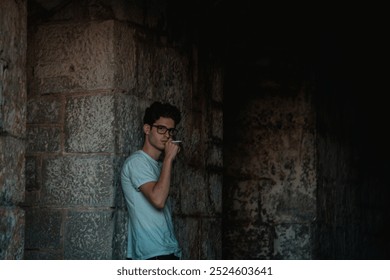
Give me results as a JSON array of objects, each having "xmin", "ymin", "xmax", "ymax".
[{"xmin": 171, "ymin": 140, "xmax": 182, "ymax": 144}]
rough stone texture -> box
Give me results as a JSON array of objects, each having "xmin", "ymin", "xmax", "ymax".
[
  {"xmin": 168, "ymin": 60, "xmax": 223, "ymax": 259},
  {"xmin": 0, "ymin": 1, "xmax": 27, "ymax": 261},
  {"xmin": 113, "ymin": 22, "xmax": 137, "ymax": 92},
  {"xmin": 25, "ymin": 156, "xmax": 39, "ymax": 192},
  {"xmin": 24, "ymin": 250, "xmax": 62, "ymax": 260},
  {"xmin": 224, "ymin": 80, "xmax": 316, "ymax": 259},
  {"xmin": 1, "ymin": 0, "xmax": 27, "ymax": 244},
  {"xmin": 112, "ymin": 208, "xmax": 128, "ymax": 260},
  {"xmin": 0, "ymin": 207, "xmax": 25, "ymax": 259},
  {"xmin": 41, "ymin": 156, "xmax": 114, "ymax": 207},
  {"xmin": 112, "ymin": 155, "xmax": 129, "ymax": 260},
  {"xmin": 200, "ymin": 217, "xmax": 222, "ymax": 259},
  {"xmin": 114, "ymin": 94, "xmax": 145, "ymax": 156},
  {"xmin": 64, "ymin": 210, "xmax": 114, "ymax": 259},
  {"xmin": 24, "ymin": 208, "xmax": 62, "ymax": 249},
  {"xmin": 175, "ymin": 216, "xmax": 222, "ymax": 260},
  {"xmin": 0, "ymin": 137, "xmax": 25, "ymax": 205},
  {"xmin": 26, "ymin": 126, "xmax": 61, "ymax": 153},
  {"xmin": 174, "ymin": 217, "xmax": 197, "ymax": 259},
  {"xmin": 174, "ymin": 167, "xmax": 208, "ymax": 215},
  {"xmin": 31, "ymin": 21, "xmax": 116, "ymax": 94},
  {"xmin": 135, "ymin": 38, "xmax": 190, "ymax": 103},
  {"xmin": 0, "ymin": 0, "xmax": 27, "ymax": 136},
  {"xmin": 274, "ymin": 223, "xmax": 312, "ymax": 259},
  {"xmin": 228, "ymin": 180, "xmax": 262, "ymax": 221},
  {"xmin": 208, "ymin": 173, "xmax": 222, "ymax": 214},
  {"xmin": 27, "ymin": 96, "xmax": 62, "ymax": 124},
  {"xmin": 206, "ymin": 144, "xmax": 223, "ymax": 167},
  {"xmin": 25, "ymin": 16, "xmax": 127, "ymax": 260},
  {"xmin": 223, "ymin": 223, "xmax": 273, "ymax": 260},
  {"xmin": 65, "ymin": 94, "xmax": 115, "ymax": 153}
]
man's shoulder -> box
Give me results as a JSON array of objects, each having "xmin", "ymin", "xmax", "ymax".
[
  {"xmin": 129, "ymin": 150, "xmax": 144, "ymax": 158},
  {"xmin": 125, "ymin": 150, "xmax": 146, "ymax": 163},
  {"xmin": 122, "ymin": 151, "xmax": 147, "ymax": 175}
]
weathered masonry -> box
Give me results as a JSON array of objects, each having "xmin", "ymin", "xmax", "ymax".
[{"xmin": 1, "ymin": 0, "xmax": 389, "ymax": 260}]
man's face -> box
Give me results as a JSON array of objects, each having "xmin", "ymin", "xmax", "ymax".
[{"xmin": 146, "ymin": 117, "xmax": 176, "ymax": 151}]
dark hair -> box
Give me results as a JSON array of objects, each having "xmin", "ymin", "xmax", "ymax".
[{"xmin": 143, "ymin": 101, "xmax": 181, "ymax": 125}]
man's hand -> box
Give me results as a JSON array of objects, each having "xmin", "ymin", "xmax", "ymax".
[{"xmin": 164, "ymin": 140, "xmax": 180, "ymax": 161}]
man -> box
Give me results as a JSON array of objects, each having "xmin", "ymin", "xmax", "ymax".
[{"xmin": 121, "ymin": 101, "xmax": 182, "ymax": 260}]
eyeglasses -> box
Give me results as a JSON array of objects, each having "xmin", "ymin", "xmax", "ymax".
[{"xmin": 151, "ymin": 124, "xmax": 178, "ymax": 136}]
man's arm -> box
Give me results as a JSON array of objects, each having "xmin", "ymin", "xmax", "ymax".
[{"xmin": 140, "ymin": 142, "xmax": 179, "ymax": 209}]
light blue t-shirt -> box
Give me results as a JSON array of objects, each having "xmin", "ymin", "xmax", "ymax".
[{"xmin": 121, "ymin": 150, "xmax": 181, "ymax": 260}]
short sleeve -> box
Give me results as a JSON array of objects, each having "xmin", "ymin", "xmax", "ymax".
[{"xmin": 126, "ymin": 155, "xmax": 158, "ymax": 190}]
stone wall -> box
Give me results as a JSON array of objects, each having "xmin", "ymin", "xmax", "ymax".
[
  {"xmin": 223, "ymin": 56, "xmax": 316, "ymax": 259},
  {"xmin": 24, "ymin": 0, "xmax": 223, "ymax": 259},
  {"xmin": 0, "ymin": 0, "xmax": 27, "ymax": 260}
]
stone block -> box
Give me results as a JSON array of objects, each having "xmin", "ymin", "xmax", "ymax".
[
  {"xmin": 0, "ymin": 0, "xmax": 27, "ymax": 137},
  {"xmin": 135, "ymin": 41, "xmax": 190, "ymax": 101},
  {"xmin": 273, "ymin": 223, "xmax": 312, "ymax": 259},
  {"xmin": 23, "ymin": 190, "xmax": 39, "ymax": 206},
  {"xmin": 0, "ymin": 137, "xmax": 25, "ymax": 205},
  {"xmin": 206, "ymin": 143, "xmax": 223, "ymax": 168},
  {"xmin": 30, "ymin": 21, "xmax": 138, "ymax": 93},
  {"xmin": 113, "ymin": 22, "xmax": 137, "ymax": 92},
  {"xmin": 27, "ymin": 96, "xmax": 62, "ymax": 124},
  {"xmin": 0, "ymin": 207, "xmax": 25, "ymax": 260},
  {"xmin": 171, "ymin": 216, "xmax": 222, "ymax": 260},
  {"xmin": 112, "ymin": 208, "xmax": 128, "ymax": 260},
  {"xmin": 113, "ymin": 156, "xmax": 128, "ymax": 209},
  {"xmin": 228, "ymin": 179, "xmax": 261, "ymax": 221},
  {"xmin": 24, "ymin": 208, "xmax": 62, "ymax": 249},
  {"xmin": 41, "ymin": 156, "xmax": 114, "ymax": 207},
  {"xmin": 33, "ymin": 21, "xmax": 116, "ymax": 94},
  {"xmin": 174, "ymin": 217, "xmax": 198, "ymax": 259},
  {"xmin": 65, "ymin": 94, "xmax": 115, "ymax": 153},
  {"xmin": 26, "ymin": 126, "xmax": 61, "ymax": 153},
  {"xmin": 210, "ymin": 107, "xmax": 223, "ymax": 140},
  {"xmin": 180, "ymin": 124, "xmax": 204, "ymax": 168},
  {"xmin": 25, "ymin": 156, "xmax": 39, "ymax": 192},
  {"xmin": 200, "ymin": 218, "xmax": 222, "ymax": 259},
  {"xmin": 260, "ymin": 179, "xmax": 316, "ymax": 224},
  {"xmin": 223, "ymin": 222, "xmax": 273, "ymax": 259},
  {"xmin": 24, "ymin": 250, "xmax": 62, "ymax": 260},
  {"xmin": 208, "ymin": 173, "xmax": 222, "ymax": 214},
  {"xmin": 64, "ymin": 210, "xmax": 114, "ymax": 259},
  {"xmin": 174, "ymin": 168, "xmax": 209, "ymax": 215},
  {"xmin": 114, "ymin": 94, "xmax": 144, "ymax": 155}
]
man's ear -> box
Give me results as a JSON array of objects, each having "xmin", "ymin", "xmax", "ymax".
[{"xmin": 143, "ymin": 124, "xmax": 151, "ymax": 135}]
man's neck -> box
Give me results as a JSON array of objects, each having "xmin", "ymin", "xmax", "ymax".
[{"xmin": 142, "ymin": 144, "xmax": 162, "ymax": 161}]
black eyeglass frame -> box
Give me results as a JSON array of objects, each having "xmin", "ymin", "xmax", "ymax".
[{"xmin": 150, "ymin": 124, "xmax": 178, "ymax": 136}]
